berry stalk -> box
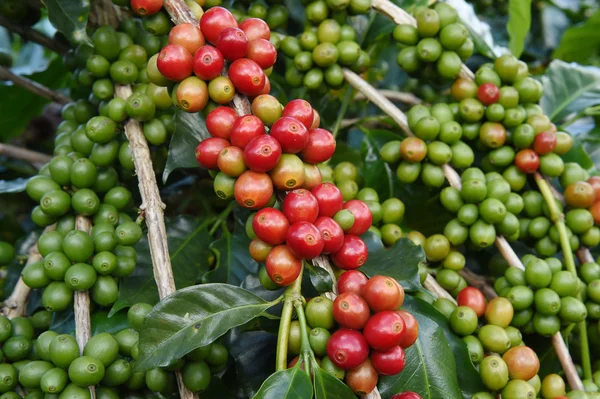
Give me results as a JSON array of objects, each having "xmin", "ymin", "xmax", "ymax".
[
  {"xmin": 293, "ymin": 291, "xmax": 314, "ymax": 378},
  {"xmin": 276, "ymin": 267, "xmax": 304, "ymax": 371}
]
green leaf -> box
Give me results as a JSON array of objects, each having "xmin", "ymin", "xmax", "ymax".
[
  {"xmin": 360, "ymin": 128, "xmax": 397, "ymax": 200},
  {"xmin": 45, "ymin": 0, "xmax": 91, "ymax": 44},
  {"xmin": 507, "ymin": 0, "xmax": 532, "ymax": 58},
  {"xmin": 136, "ymin": 284, "xmax": 277, "ymax": 371},
  {"xmin": 163, "ymin": 110, "xmax": 209, "ymax": 183},
  {"xmin": 552, "ymin": 10, "xmax": 600, "ymax": 64},
  {"xmin": 110, "ymin": 216, "xmax": 213, "ymax": 315},
  {"xmin": 252, "ymin": 367, "xmax": 313, "ymax": 399},
  {"xmin": 0, "ymin": 178, "xmax": 30, "ymax": 194},
  {"xmin": 360, "ymin": 238, "xmax": 423, "ymax": 292},
  {"xmin": 305, "ymin": 263, "xmax": 333, "ymax": 293},
  {"xmin": 313, "ymin": 366, "xmax": 355, "ymax": 399},
  {"xmin": 448, "ymin": 0, "xmax": 503, "ymax": 59},
  {"xmin": 50, "ymin": 310, "xmax": 129, "ymax": 336},
  {"xmin": 540, "ymin": 60, "xmax": 600, "ymax": 122}
]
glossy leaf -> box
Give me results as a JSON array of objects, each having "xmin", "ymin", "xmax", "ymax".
[
  {"xmin": 0, "ymin": 178, "xmax": 30, "ymax": 194},
  {"xmin": 552, "ymin": 10, "xmax": 600, "ymax": 64},
  {"xmin": 313, "ymin": 366, "xmax": 355, "ymax": 399},
  {"xmin": 136, "ymin": 284, "xmax": 277, "ymax": 371},
  {"xmin": 163, "ymin": 110, "xmax": 210, "ymax": 182},
  {"xmin": 110, "ymin": 216, "xmax": 213, "ymax": 315},
  {"xmin": 305, "ymin": 263, "xmax": 333, "ymax": 293},
  {"xmin": 360, "ymin": 238, "xmax": 423, "ymax": 292},
  {"xmin": 360, "ymin": 128, "xmax": 396, "ymax": 200},
  {"xmin": 50, "ymin": 310, "xmax": 129, "ymax": 336},
  {"xmin": 252, "ymin": 367, "xmax": 313, "ymax": 399},
  {"xmin": 507, "ymin": 0, "xmax": 532, "ymax": 58},
  {"xmin": 45, "ymin": 0, "xmax": 91, "ymax": 44},
  {"xmin": 540, "ymin": 60, "xmax": 600, "ymax": 122}
]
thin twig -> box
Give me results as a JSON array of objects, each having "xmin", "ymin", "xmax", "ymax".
[
  {"xmin": 0, "ymin": 66, "xmax": 72, "ymax": 105},
  {"xmin": 0, "ymin": 15, "xmax": 68, "ymax": 55},
  {"xmin": 1, "ymin": 224, "xmax": 56, "ymax": 318},
  {"xmin": 0, "ymin": 143, "xmax": 51, "ymax": 168},
  {"xmin": 354, "ymin": 90, "xmax": 422, "ymax": 105}
]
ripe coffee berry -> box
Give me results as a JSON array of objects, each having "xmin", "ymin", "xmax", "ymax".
[
  {"xmin": 244, "ymin": 135, "xmax": 282, "ymax": 172},
  {"xmin": 193, "ymin": 46, "xmax": 225, "ymax": 81},
  {"xmin": 300, "ymin": 129, "xmax": 336, "ymax": 164},
  {"xmin": 157, "ymin": 44, "xmax": 193, "ymax": 81},
  {"xmin": 338, "ymin": 270, "xmax": 369, "ymax": 296},
  {"xmin": 391, "ymin": 392, "xmax": 422, "ymax": 399},
  {"xmin": 457, "ymin": 287, "xmax": 486, "ymax": 317},
  {"xmin": 363, "ymin": 276, "xmax": 403, "ymax": 312},
  {"xmin": 252, "ymin": 208, "xmax": 290, "ymax": 246},
  {"xmin": 282, "ymin": 99, "xmax": 314, "ymax": 129},
  {"xmin": 477, "ymin": 83, "xmax": 499, "ymax": 105},
  {"xmin": 363, "ymin": 311, "xmax": 406, "ymax": 351},
  {"xmin": 247, "ymin": 39, "xmax": 277, "ymax": 69},
  {"xmin": 239, "ymin": 18, "xmax": 271, "ymax": 41},
  {"xmin": 195, "ymin": 138, "xmax": 229, "ymax": 170},
  {"xmin": 234, "ymin": 171, "xmax": 273, "ymax": 209},
  {"xmin": 312, "ymin": 183, "xmax": 344, "ymax": 217},
  {"xmin": 168, "ymin": 23, "xmax": 205, "ymax": 55},
  {"xmin": 270, "ymin": 117, "xmax": 309, "ymax": 154},
  {"xmin": 286, "ymin": 222, "xmax": 324, "ymax": 259},
  {"xmin": 313, "ymin": 217, "xmax": 344, "ymax": 254},
  {"xmin": 371, "ymin": 345, "xmax": 406, "ymax": 376},
  {"xmin": 326, "ymin": 328, "xmax": 370, "ymax": 370},
  {"xmin": 130, "ymin": 0, "xmax": 163, "ymax": 16},
  {"xmin": 331, "ymin": 235, "xmax": 368, "ymax": 270},
  {"xmin": 200, "ymin": 6, "xmax": 238, "ymax": 44},
  {"xmin": 283, "ymin": 189, "xmax": 319, "ymax": 224},
  {"xmin": 515, "ymin": 149, "xmax": 540, "ymax": 174},
  {"xmin": 228, "ymin": 59, "xmax": 267, "ymax": 97},
  {"xmin": 217, "ymin": 28, "xmax": 249, "ymax": 61},
  {"xmin": 333, "ymin": 292, "xmax": 371, "ymax": 329},
  {"xmin": 265, "ymin": 245, "xmax": 302, "ymax": 286},
  {"xmin": 230, "ymin": 115, "xmax": 266, "ymax": 149},
  {"xmin": 342, "ymin": 200, "xmax": 373, "ymax": 236},
  {"xmin": 533, "ymin": 131, "xmax": 557, "ymax": 155},
  {"xmin": 396, "ymin": 310, "xmax": 419, "ymax": 348},
  {"xmin": 206, "ymin": 107, "xmax": 239, "ymax": 140}
]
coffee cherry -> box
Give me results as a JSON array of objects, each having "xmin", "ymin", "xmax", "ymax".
[
  {"xmin": 200, "ymin": 7, "xmax": 238, "ymax": 44},
  {"xmin": 363, "ymin": 275, "xmax": 403, "ymax": 312},
  {"xmin": 244, "ymin": 135, "xmax": 282, "ymax": 172},
  {"xmin": 314, "ymin": 216, "xmax": 344, "ymax": 254},
  {"xmin": 533, "ymin": 131, "xmax": 557, "ymax": 155},
  {"xmin": 515, "ymin": 149, "xmax": 540, "ymax": 174},
  {"xmin": 270, "ymin": 117, "xmax": 309, "ymax": 154},
  {"xmin": 239, "ymin": 18, "xmax": 271, "ymax": 41},
  {"xmin": 342, "ymin": 200, "xmax": 372, "ymax": 236},
  {"xmin": 193, "ymin": 46, "xmax": 225, "ymax": 81},
  {"xmin": 176, "ymin": 76, "xmax": 208, "ymax": 112},
  {"xmin": 371, "ymin": 345, "xmax": 406, "ymax": 376},
  {"xmin": 168, "ymin": 23, "xmax": 205, "ymax": 55},
  {"xmin": 195, "ymin": 138, "xmax": 230, "ymax": 170},
  {"xmin": 311, "ymin": 183, "xmax": 344, "ymax": 217},
  {"xmin": 157, "ymin": 44, "xmax": 192, "ymax": 81},
  {"xmin": 206, "ymin": 106, "xmax": 239, "ymax": 140},
  {"xmin": 130, "ymin": 0, "xmax": 163, "ymax": 16},
  {"xmin": 337, "ymin": 270, "xmax": 369, "ymax": 296},
  {"xmin": 249, "ymin": 238, "xmax": 272, "ymax": 262},
  {"xmin": 234, "ymin": 171, "xmax": 273, "ymax": 209},
  {"xmin": 270, "ymin": 154, "xmax": 306, "ymax": 190},
  {"xmin": 400, "ymin": 137, "xmax": 427, "ymax": 162},
  {"xmin": 286, "ymin": 222, "xmax": 324, "ymax": 259},
  {"xmin": 457, "ymin": 287, "xmax": 486, "ymax": 317},
  {"xmin": 477, "ymin": 83, "xmax": 499, "ymax": 105},
  {"xmin": 326, "ymin": 329, "xmax": 369, "ymax": 370},
  {"xmin": 502, "ymin": 346, "xmax": 540, "ymax": 381},
  {"xmin": 363, "ymin": 311, "xmax": 405, "ymax": 351},
  {"xmin": 396, "ymin": 310, "xmax": 418, "ymax": 348},
  {"xmin": 300, "ymin": 128, "xmax": 336, "ymax": 164},
  {"xmin": 228, "ymin": 59, "xmax": 266, "ymax": 96},
  {"xmin": 217, "ymin": 28, "xmax": 249, "ymax": 61},
  {"xmin": 565, "ymin": 181, "xmax": 595, "ymax": 208},
  {"xmin": 283, "ymin": 189, "xmax": 319, "ymax": 224},
  {"xmin": 391, "ymin": 393, "xmax": 422, "ymax": 399},
  {"xmin": 331, "ymin": 235, "xmax": 368, "ymax": 270},
  {"xmin": 332, "ymin": 292, "xmax": 370, "ymax": 329},
  {"xmin": 282, "ymin": 99, "xmax": 314, "ymax": 129},
  {"xmin": 345, "ymin": 359, "xmax": 378, "ymax": 396},
  {"xmin": 265, "ymin": 245, "xmax": 302, "ymax": 286},
  {"xmin": 303, "ymin": 163, "xmax": 322, "ymax": 190},
  {"xmin": 252, "ymin": 208, "xmax": 289, "ymax": 246},
  {"xmin": 230, "ymin": 115, "xmax": 266, "ymax": 149},
  {"xmin": 247, "ymin": 39, "xmax": 277, "ymax": 69}
]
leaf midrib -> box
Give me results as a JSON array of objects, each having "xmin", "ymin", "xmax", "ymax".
[{"xmin": 549, "ymin": 76, "xmax": 600, "ymax": 121}]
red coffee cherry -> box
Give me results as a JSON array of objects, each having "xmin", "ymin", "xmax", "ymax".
[
  {"xmin": 285, "ymin": 222, "xmax": 324, "ymax": 259},
  {"xmin": 259, "ymin": 75, "xmax": 271, "ymax": 96},
  {"xmin": 477, "ymin": 83, "xmax": 499, "ymax": 105},
  {"xmin": 311, "ymin": 110, "xmax": 321, "ymax": 129},
  {"xmin": 244, "ymin": 135, "xmax": 282, "ymax": 172},
  {"xmin": 300, "ymin": 128, "xmax": 336, "ymax": 164},
  {"xmin": 313, "ymin": 216, "xmax": 344, "ymax": 254},
  {"xmin": 282, "ymin": 99, "xmax": 314, "ymax": 129},
  {"xmin": 533, "ymin": 131, "xmax": 557, "ymax": 155},
  {"xmin": 157, "ymin": 44, "xmax": 193, "ymax": 81},
  {"xmin": 234, "ymin": 170, "xmax": 273, "ymax": 209},
  {"xmin": 228, "ymin": 59, "xmax": 266, "ymax": 97},
  {"xmin": 363, "ymin": 311, "xmax": 406, "ymax": 351},
  {"xmin": 282, "ymin": 189, "xmax": 319, "ymax": 224},
  {"xmin": 345, "ymin": 359, "xmax": 378, "ymax": 396},
  {"xmin": 247, "ymin": 39, "xmax": 277, "ymax": 69},
  {"xmin": 176, "ymin": 77, "xmax": 208, "ymax": 113},
  {"xmin": 252, "ymin": 207, "xmax": 290, "ymax": 246},
  {"xmin": 168, "ymin": 23, "xmax": 205, "ymax": 55},
  {"xmin": 230, "ymin": 115, "xmax": 266, "ymax": 149},
  {"xmin": 515, "ymin": 149, "xmax": 540, "ymax": 174},
  {"xmin": 239, "ymin": 18, "xmax": 271, "ymax": 41},
  {"xmin": 337, "ymin": 270, "xmax": 369, "ymax": 296},
  {"xmin": 206, "ymin": 106, "xmax": 239, "ymax": 140},
  {"xmin": 249, "ymin": 238, "xmax": 272, "ymax": 262},
  {"xmin": 265, "ymin": 245, "xmax": 302, "ymax": 286},
  {"xmin": 333, "ymin": 292, "xmax": 371, "ymax": 330},
  {"xmin": 371, "ymin": 346, "xmax": 406, "ymax": 376},
  {"xmin": 216, "ymin": 27, "xmax": 249, "ymax": 61},
  {"xmin": 130, "ymin": 0, "xmax": 163, "ymax": 16},
  {"xmin": 326, "ymin": 328, "xmax": 370, "ymax": 370},
  {"xmin": 200, "ymin": 6, "xmax": 238, "ymax": 44},
  {"xmin": 457, "ymin": 287, "xmax": 487, "ymax": 318},
  {"xmin": 342, "ymin": 200, "xmax": 373, "ymax": 236},
  {"xmin": 311, "ymin": 183, "xmax": 343, "ymax": 217},
  {"xmin": 391, "ymin": 393, "xmax": 422, "ymax": 399},
  {"xmin": 396, "ymin": 310, "xmax": 419, "ymax": 348},
  {"xmin": 195, "ymin": 138, "xmax": 229, "ymax": 170},
  {"xmin": 363, "ymin": 275, "xmax": 403, "ymax": 313},
  {"xmin": 269, "ymin": 117, "xmax": 309, "ymax": 154},
  {"xmin": 193, "ymin": 46, "xmax": 225, "ymax": 81},
  {"xmin": 331, "ymin": 235, "xmax": 368, "ymax": 270}
]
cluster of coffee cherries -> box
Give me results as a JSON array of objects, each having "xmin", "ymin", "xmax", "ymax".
[
  {"xmin": 195, "ymin": 98, "xmax": 335, "ymax": 209},
  {"xmin": 155, "ymin": 6, "xmax": 276, "ymax": 112},
  {"xmin": 248, "ymin": 183, "xmax": 371, "ymax": 287}
]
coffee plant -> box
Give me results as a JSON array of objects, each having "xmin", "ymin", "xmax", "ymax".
[{"xmin": 0, "ymin": 0, "xmax": 599, "ymax": 397}]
